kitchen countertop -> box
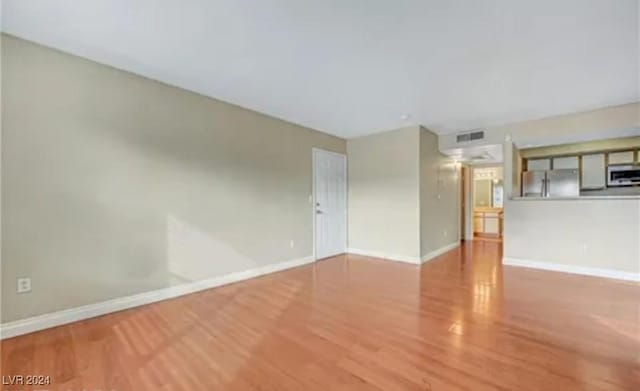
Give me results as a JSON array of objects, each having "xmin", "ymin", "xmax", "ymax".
[
  {"xmin": 510, "ymin": 195, "xmax": 640, "ymax": 201},
  {"xmin": 473, "ymin": 207, "xmax": 504, "ymax": 212}
]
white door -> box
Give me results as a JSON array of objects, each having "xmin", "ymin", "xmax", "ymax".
[{"xmin": 313, "ymin": 149, "xmax": 347, "ymax": 260}]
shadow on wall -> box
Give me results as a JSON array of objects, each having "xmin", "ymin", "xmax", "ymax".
[
  {"xmin": 1, "ymin": 34, "xmax": 346, "ymax": 322},
  {"xmin": 166, "ymin": 214, "xmax": 261, "ymax": 283},
  {"xmin": 2, "ymin": 102, "xmax": 312, "ymax": 321}
]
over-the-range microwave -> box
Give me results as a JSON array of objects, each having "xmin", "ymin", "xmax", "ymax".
[{"xmin": 608, "ymin": 164, "xmax": 640, "ymax": 186}]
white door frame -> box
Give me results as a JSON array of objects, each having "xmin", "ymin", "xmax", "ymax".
[
  {"xmin": 463, "ymin": 164, "xmax": 473, "ymax": 240},
  {"xmin": 312, "ymin": 148, "xmax": 348, "ymax": 261}
]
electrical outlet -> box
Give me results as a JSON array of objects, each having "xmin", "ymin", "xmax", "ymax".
[
  {"xmin": 17, "ymin": 277, "xmax": 31, "ymax": 294},
  {"xmin": 290, "ymin": 240, "xmax": 295, "ymax": 248},
  {"xmin": 444, "ymin": 229, "xmax": 448, "ymax": 237}
]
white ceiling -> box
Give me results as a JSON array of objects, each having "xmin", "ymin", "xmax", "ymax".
[
  {"xmin": 446, "ymin": 144, "xmax": 503, "ymax": 166},
  {"xmin": 2, "ymin": 0, "xmax": 638, "ymax": 139}
]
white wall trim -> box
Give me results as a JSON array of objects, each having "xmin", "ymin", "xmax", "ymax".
[
  {"xmin": 0, "ymin": 255, "xmax": 314, "ymax": 340},
  {"xmin": 463, "ymin": 165, "xmax": 474, "ymax": 241},
  {"xmin": 347, "ymin": 248, "xmax": 421, "ymax": 265},
  {"xmin": 347, "ymin": 242, "xmax": 461, "ymax": 265},
  {"xmin": 503, "ymin": 257, "xmax": 640, "ymax": 282},
  {"xmin": 421, "ymin": 241, "xmax": 461, "ymax": 263}
]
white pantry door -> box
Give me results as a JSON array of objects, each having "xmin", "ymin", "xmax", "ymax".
[{"xmin": 313, "ymin": 149, "xmax": 347, "ymax": 260}]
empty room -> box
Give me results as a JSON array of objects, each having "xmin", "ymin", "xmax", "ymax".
[{"xmin": 1, "ymin": 1, "xmax": 639, "ymax": 390}]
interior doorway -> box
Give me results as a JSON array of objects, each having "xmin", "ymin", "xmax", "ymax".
[
  {"xmin": 460, "ymin": 165, "xmax": 467, "ymax": 241},
  {"xmin": 471, "ymin": 166, "xmax": 504, "ymax": 241}
]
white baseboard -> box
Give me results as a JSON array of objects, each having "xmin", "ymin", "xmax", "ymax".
[
  {"xmin": 503, "ymin": 257, "xmax": 640, "ymax": 282},
  {"xmin": 347, "ymin": 248, "xmax": 421, "ymax": 265},
  {"xmin": 421, "ymin": 241, "xmax": 461, "ymax": 263},
  {"xmin": 0, "ymin": 255, "xmax": 314, "ymax": 340},
  {"xmin": 347, "ymin": 242, "xmax": 461, "ymax": 265}
]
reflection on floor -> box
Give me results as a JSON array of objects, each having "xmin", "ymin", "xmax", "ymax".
[
  {"xmin": 472, "ymin": 235, "xmax": 503, "ymax": 243},
  {"xmin": 2, "ymin": 241, "xmax": 639, "ymax": 390}
]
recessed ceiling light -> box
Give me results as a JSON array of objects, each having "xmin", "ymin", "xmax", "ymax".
[{"xmin": 400, "ymin": 114, "xmax": 411, "ymax": 120}]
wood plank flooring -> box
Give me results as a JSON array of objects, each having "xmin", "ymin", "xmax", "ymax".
[{"xmin": 2, "ymin": 241, "xmax": 639, "ymax": 390}]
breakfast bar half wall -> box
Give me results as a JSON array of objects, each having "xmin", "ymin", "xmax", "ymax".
[{"xmin": 503, "ymin": 197, "xmax": 640, "ymax": 281}]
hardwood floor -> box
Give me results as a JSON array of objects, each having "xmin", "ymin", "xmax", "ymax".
[{"xmin": 2, "ymin": 241, "xmax": 639, "ymax": 390}]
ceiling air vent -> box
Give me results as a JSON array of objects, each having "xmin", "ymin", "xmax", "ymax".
[{"xmin": 456, "ymin": 130, "xmax": 484, "ymax": 143}]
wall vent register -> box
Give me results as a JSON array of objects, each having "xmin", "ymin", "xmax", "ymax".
[{"xmin": 456, "ymin": 130, "xmax": 484, "ymax": 143}]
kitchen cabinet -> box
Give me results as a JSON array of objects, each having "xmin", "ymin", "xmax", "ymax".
[
  {"xmin": 473, "ymin": 214, "xmax": 483, "ymax": 233},
  {"xmin": 608, "ymin": 151, "xmax": 634, "ymax": 165},
  {"xmin": 473, "ymin": 208, "xmax": 503, "ymax": 237},
  {"xmin": 528, "ymin": 158, "xmax": 551, "ymax": 170},
  {"xmin": 581, "ymin": 153, "xmax": 605, "ymax": 189},
  {"xmin": 553, "ymin": 156, "xmax": 579, "ymax": 169}
]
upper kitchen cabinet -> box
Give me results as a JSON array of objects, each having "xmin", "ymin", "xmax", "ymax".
[
  {"xmin": 581, "ymin": 153, "xmax": 606, "ymax": 189},
  {"xmin": 527, "ymin": 158, "xmax": 551, "ymax": 170},
  {"xmin": 608, "ymin": 150, "xmax": 634, "ymax": 165},
  {"xmin": 552, "ymin": 156, "xmax": 579, "ymax": 169}
]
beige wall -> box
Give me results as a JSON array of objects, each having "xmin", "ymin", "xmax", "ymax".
[
  {"xmin": 504, "ymin": 199, "xmax": 640, "ymax": 274},
  {"xmin": 347, "ymin": 126, "xmax": 460, "ymax": 261},
  {"xmin": 347, "ymin": 126, "xmax": 421, "ymax": 259},
  {"xmin": 440, "ymin": 102, "xmax": 640, "ymax": 152},
  {"xmin": 1, "ymin": 35, "xmax": 345, "ymax": 322},
  {"xmin": 495, "ymin": 103, "xmax": 640, "ymax": 147},
  {"xmin": 419, "ymin": 128, "xmax": 460, "ymax": 258},
  {"xmin": 512, "ymin": 145, "xmax": 521, "ymax": 197},
  {"xmin": 503, "ymin": 140, "xmax": 639, "ymax": 276},
  {"xmin": 502, "ymin": 141, "xmax": 521, "ymax": 199},
  {"xmin": 0, "ymin": 30, "xmax": 3, "ymax": 326}
]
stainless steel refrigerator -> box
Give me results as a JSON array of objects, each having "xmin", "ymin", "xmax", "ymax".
[{"xmin": 522, "ymin": 169, "xmax": 579, "ymax": 198}]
